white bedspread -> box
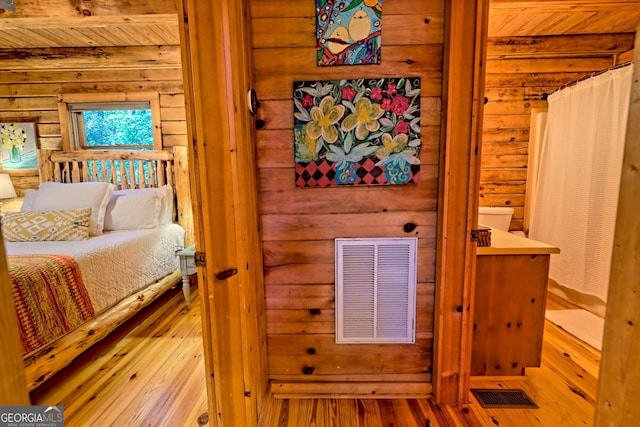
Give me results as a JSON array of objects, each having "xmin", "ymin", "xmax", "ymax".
[{"xmin": 5, "ymin": 224, "xmax": 185, "ymax": 313}]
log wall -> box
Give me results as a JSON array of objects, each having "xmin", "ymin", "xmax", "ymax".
[
  {"xmin": 0, "ymin": 46, "xmax": 192, "ymax": 240},
  {"xmin": 0, "ymin": 54, "xmax": 186, "ymax": 195},
  {"xmin": 251, "ymin": 0, "xmax": 444, "ymax": 395},
  {"xmin": 481, "ymin": 34, "xmax": 635, "ymax": 231}
]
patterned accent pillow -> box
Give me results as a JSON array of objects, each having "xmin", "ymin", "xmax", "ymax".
[{"xmin": 2, "ymin": 209, "xmax": 92, "ymax": 241}]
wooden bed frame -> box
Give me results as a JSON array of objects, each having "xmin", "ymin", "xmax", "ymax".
[{"xmin": 22, "ymin": 148, "xmax": 192, "ymax": 391}]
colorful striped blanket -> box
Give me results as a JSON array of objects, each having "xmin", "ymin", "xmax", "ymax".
[{"xmin": 9, "ymin": 254, "xmax": 95, "ymax": 354}]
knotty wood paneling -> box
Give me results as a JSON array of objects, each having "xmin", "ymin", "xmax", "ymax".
[
  {"xmin": 472, "ymin": 254, "xmax": 551, "ymax": 376},
  {"xmin": 268, "ymin": 335, "xmax": 432, "ymax": 379},
  {"xmin": 0, "ymin": 54, "xmax": 187, "ymax": 197},
  {"xmin": 251, "ymin": 0, "xmax": 444, "ymax": 392},
  {"xmin": 0, "ymin": 46, "xmax": 182, "ymax": 70},
  {"xmin": 487, "ymin": 33, "xmax": 635, "ymax": 59},
  {"xmin": 481, "ymin": 34, "xmax": 634, "ymax": 231},
  {"xmin": 1, "ymin": 0, "xmax": 177, "ymax": 17},
  {"xmin": 265, "ymin": 282, "xmax": 435, "ymax": 336}
]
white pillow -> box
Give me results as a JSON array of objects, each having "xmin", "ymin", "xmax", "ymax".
[
  {"xmin": 157, "ymin": 185, "xmax": 174, "ymax": 224},
  {"xmin": 29, "ymin": 181, "xmax": 116, "ymax": 235},
  {"xmin": 104, "ymin": 189, "xmax": 162, "ymax": 230},
  {"xmin": 20, "ymin": 188, "xmax": 38, "ymax": 211},
  {"xmin": 110, "ymin": 185, "xmax": 174, "ymax": 225}
]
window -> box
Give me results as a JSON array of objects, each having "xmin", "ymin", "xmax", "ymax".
[
  {"xmin": 69, "ymin": 102, "xmax": 153, "ymax": 150},
  {"xmin": 59, "ymin": 94, "xmax": 162, "ymax": 151}
]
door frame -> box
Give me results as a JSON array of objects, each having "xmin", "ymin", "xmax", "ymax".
[
  {"xmin": 176, "ymin": 0, "xmax": 491, "ymax": 422},
  {"xmin": 432, "ymin": 0, "xmax": 490, "ymax": 404},
  {"xmin": 177, "ymin": 0, "xmax": 268, "ymax": 425}
]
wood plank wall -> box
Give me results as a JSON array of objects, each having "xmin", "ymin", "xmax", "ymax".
[
  {"xmin": 251, "ymin": 0, "xmax": 445, "ymax": 395},
  {"xmin": 0, "ymin": 47, "xmax": 187, "ymax": 197},
  {"xmin": 481, "ymin": 34, "xmax": 635, "ymax": 231}
]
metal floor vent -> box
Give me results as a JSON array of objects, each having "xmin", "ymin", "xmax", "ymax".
[{"xmin": 471, "ymin": 389, "xmax": 538, "ymax": 409}]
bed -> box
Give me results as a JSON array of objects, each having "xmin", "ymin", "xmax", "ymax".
[{"xmin": 4, "ymin": 148, "xmax": 191, "ymax": 391}]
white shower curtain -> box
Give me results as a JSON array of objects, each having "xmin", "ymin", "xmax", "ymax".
[{"xmin": 530, "ymin": 65, "xmax": 633, "ymax": 303}]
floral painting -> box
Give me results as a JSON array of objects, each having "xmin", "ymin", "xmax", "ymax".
[
  {"xmin": 294, "ymin": 77, "xmax": 421, "ymax": 187},
  {"xmin": 316, "ymin": 0, "xmax": 382, "ymax": 66},
  {"xmin": 0, "ymin": 121, "xmax": 38, "ymax": 171}
]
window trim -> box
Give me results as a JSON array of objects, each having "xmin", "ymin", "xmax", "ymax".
[{"xmin": 59, "ymin": 93, "xmax": 162, "ymax": 151}]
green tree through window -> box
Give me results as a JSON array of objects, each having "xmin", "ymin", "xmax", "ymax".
[{"xmin": 83, "ymin": 109, "xmax": 154, "ymax": 149}]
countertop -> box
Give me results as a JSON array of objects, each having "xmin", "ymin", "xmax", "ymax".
[{"xmin": 477, "ymin": 227, "xmax": 560, "ymax": 256}]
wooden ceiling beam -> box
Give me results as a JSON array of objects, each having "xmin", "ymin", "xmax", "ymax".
[
  {"xmin": 0, "ymin": 0, "xmax": 176, "ymax": 17},
  {"xmin": 487, "ymin": 33, "xmax": 635, "ymax": 58},
  {"xmin": 486, "ymin": 56, "xmax": 613, "ymax": 73},
  {"xmin": 0, "ymin": 45, "xmax": 182, "ymax": 70},
  {"xmin": 0, "ymin": 14, "xmax": 178, "ymax": 29}
]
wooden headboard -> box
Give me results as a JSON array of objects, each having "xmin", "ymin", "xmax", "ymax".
[
  {"xmin": 37, "ymin": 147, "xmax": 194, "ymax": 245},
  {"xmin": 39, "ymin": 149, "xmax": 174, "ymax": 189}
]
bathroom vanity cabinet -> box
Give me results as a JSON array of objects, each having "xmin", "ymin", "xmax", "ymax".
[{"xmin": 472, "ymin": 228, "xmax": 560, "ymax": 376}]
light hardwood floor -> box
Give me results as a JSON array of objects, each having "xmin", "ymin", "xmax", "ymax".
[
  {"xmin": 32, "ymin": 287, "xmax": 599, "ymax": 427},
  {"xmin": 31, "ymin": 283, "xmax": 209, "ymax": 427}
]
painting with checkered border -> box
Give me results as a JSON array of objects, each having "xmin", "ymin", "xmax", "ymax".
[{"xmin": 293, "ymin": 77, "xmax": 421, "ymax": 187}]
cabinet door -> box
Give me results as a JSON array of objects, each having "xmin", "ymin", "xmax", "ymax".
[{"xmin": 472, "ymin": 254, "xmax": 550, "ymax": 376}]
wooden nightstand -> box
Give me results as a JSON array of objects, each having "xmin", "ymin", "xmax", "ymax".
[{"xmin": 176, "ymin": 244, "xmax": 196, "ymax": 309}]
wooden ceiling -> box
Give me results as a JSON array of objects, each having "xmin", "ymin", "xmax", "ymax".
[
  {"xmin": 488, "ymin": 0, "xmax": 639, "ymax": 37},
  {"xmin": 0, "ymin": 0, "xmax": 179, "ymax": 48},
  {"xmin": 0, "ymin": 0, "xmax": 636, "ymax": 59},
  {"xmin": 487, "ymin": 0, "xmax": 638, "ymax": 61},
  {"xmin": 0, "ymin": 15, "xmax": 180, "ymax": 48}
]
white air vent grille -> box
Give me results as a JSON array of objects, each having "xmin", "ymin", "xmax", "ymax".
[{"xmin": 335, "ymin": 238, "xmax": 417, "ymax": 343}]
